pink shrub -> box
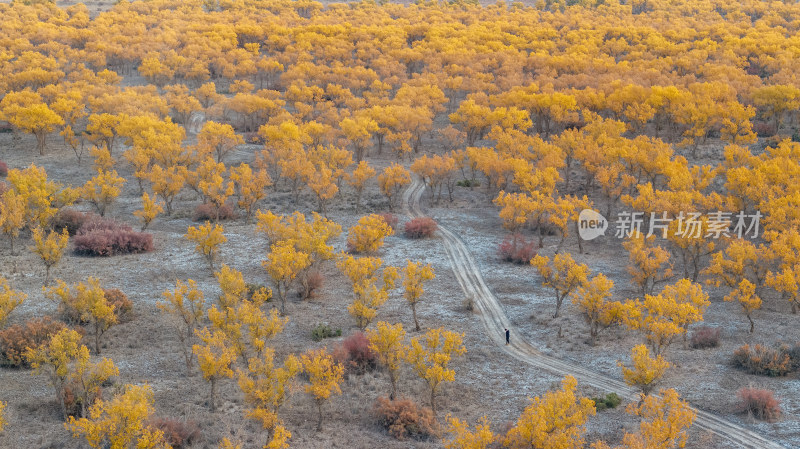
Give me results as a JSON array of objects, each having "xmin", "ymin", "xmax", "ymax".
[
  {"xmin": 52, "ymin": 209, "xmax": 97, "ymax": 236},
  {"xmin": 737, "ymin": 387, "xmax": 781, "ymax": 421},
  {"xmin": 379, "ymin": 213, "xmax": 399, "ymax": 230},
  {"xmin": 753, "ymin": 121, "xmax": 775, "ymax": 137},
  {"xmin": 404, "ymin": 217, "xmax": 437, "ymax": 239},
  {"xmin": 0, "ymin": 161, "xmax": 7, "ymax": 177},
  {"xmin": 74, "ymin": 218, "xmax": 154, "ymax": 256},
  {"xmin": 498, "ymin": 234, "xmax": 537, "ymax": 264},
  {"xmin": 690, "ymin": 326, "xmax": 721, "ymax": 349},
  {"xmin": 192, "ymin": 203, "xmax": 235, "ymax": 222}
]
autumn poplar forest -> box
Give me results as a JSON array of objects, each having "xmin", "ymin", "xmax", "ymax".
[{"xmin": 0, "ymin": 0, "xmax": 799, "ymax": 447}]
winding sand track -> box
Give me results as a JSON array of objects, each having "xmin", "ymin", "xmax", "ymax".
[{"xmin": 401, "ymin": 176, "xmax": 784, "ymax": 449}]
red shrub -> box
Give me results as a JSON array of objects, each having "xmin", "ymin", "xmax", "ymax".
[
  {"xmin": 379, "ymin": 213, "xmax": 399, "ymax": 230},
  {"xmin": 373, "ymin": 397, "xmax": 435, "ymax": 440},
  {"xmin": 737, "ymin": 387, "xmax": 781, "ymax": 421},
  {"xmin": 192, "ymin": 203, "xmax": 235, "ymax": 222},
  {"xmin": 0, "ymin": 161, "xmax": 7, "ymax": 177},
  {"xmin": 335, "ymin": 332, "xmax": 377, "ymax": 374},
  {"xmin": 498, "ymin": 234, "xmax": 537, "ymax": 264},
  {"xmin": 148, "ymin": 418, "xmax": 202, "ymax": 448},
  {"xmin": 690, "ymin": 326, "xmax": 721, "ymax": 349},
  {"xmin": 732, "ymin": 344, "xmax": 792, "ymax": 377},
  {"xmin": 753, "ymin": 121, "xmax": 775, "ymax": 137},
  {"xmin": 74, "ymin": 217, "xmax": 154, "ymax": 256},
  {"xmin": 0, "ymin": 317, "xmax": 68, "ymax": 368},
  {"xmin": 404, "ymin": 217, "xmax": 437, "ymax": 239},
  {"xmin": 52, "ymin": 209, "xmax": 97, "ymax": 236}
]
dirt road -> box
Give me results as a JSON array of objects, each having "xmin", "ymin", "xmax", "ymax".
[{"xmin": 401, "ymin": 176, "xmax": 784, "ymax": 449}]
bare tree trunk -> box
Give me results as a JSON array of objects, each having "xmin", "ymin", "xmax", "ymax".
[
  {"xmin": 317, "ymin": 400, "xmax": 324, "ymax": 431},
  {"xmin": 411, "ymin": 303, "xmax": 420, "ymax": 331},
  {"xmin": 210, "ymin": 377, "xmax": 217, "ymax": 412}
]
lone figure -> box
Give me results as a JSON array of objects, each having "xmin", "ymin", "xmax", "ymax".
[{"xmin": 505, "ymin": 328, "xmax": 510, "ymax": 345}]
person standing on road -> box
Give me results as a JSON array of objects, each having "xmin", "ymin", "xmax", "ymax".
[{"xmin": 505, "ymin": 328, "xmax": 510, "ymax": 345}]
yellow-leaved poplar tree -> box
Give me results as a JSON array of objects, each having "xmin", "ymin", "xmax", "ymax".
[
  {"xmin": 406, "ymin": 328, "xmax": 466, "ymax": 417},
  {"xmin": 148, "ymin": 164, "xmax": 185, "ymax": 216},
  {"xmin": 301, "ymin": 348, "xmax": 344, "ymax": 431},
  {"xmin": 193, "ymin": 328, "xmax": 237, "ymax": 412},
  {"xmin": 82, "ymin": 169, "xmax": 125, "ymax": 217},
  {"xmin": 378, "ymin": 163, "xmax": 411, "ymax": 210},
  {"xmin": 230, "ymin": 163, "xmax": 271, "ymax": 220},
  {"xmin": 66, "ymin": 384, "xmax": 170, "ymax": 449},
  {"xmin": 623, "ymin": 234, "xmax": 674, "ymax": 296},
  {"xmin": 31, "ymin": 227, "xmax": 69, "ymax": 285},
  {"xmin": 444, "ymin": 415, "xmax": 495, "ymax": 449},
  {"xmin": 0, "ymin": 276, "xmax": 26, "ymax": 327},
  {"xmin": 347, "ymin": 214, "xmax": 394, "ymax": 253},
  {"xmin": 619, "ymin": 344, "xmax": 670, "ymax": 396},
  {"xmin": 264, "ymin": 241, "xmax": 311, "ymax": 315},
  {"xmin": 531, "ymin": 253, "xmax": 590, "ymax": 318},
  {"xmin": 403, "ymin": 260, "xmax": 435, "ymax": 331},
  {"xmin": 133, "ymin": 192, "xmax": 164, "ymax": 231},
  {"xmin": 724, "ymin": 279, "xmax": 762, "ymax": 333},
  {"xmin": 366, "ymin": 321, "xmax": 407, "ymax": 400},
  {"xmin": 237, "ymin": 349, "xmax": 301, "ymax": 434},
  {"xmin": 622, "ymin": 388, "xmax": 696, "ymax": 449},
  {"xmin": 158, "ymin": 279, "xmax": 205, "ymax": 375},
  {"xmin": 185, "ymin": 221, "xmax": 226, "ymax": 269},
  {"xmin": 26, "ymin": 329, "xmax": 116, "ymax": 420},
  {"xmin": 45, "ymin": 278, "xmax": 117, "ymax": 355},
  {"xmin": 337, "ymin": 255, "xmax": 399, "ymax": 329},
  {"xmin": 571, "ymin": 273, "xmax": 624, "ymax": 345},
  {"xmin": 0, "ymin": 191, "xmax": 26, "ymax": 255},
  {"xmin": 348, "ymin": 160, "xmax": 375, "ymax": 210},
  {"xmin": 504, "ymin": 375, "xmax": 596, "ymax": 449}
]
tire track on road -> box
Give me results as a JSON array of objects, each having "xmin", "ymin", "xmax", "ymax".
[{"xmin": 402, "ymin": 176, "xmax": 783, "ymax": 449}]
